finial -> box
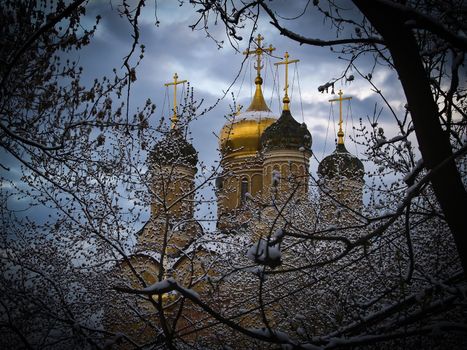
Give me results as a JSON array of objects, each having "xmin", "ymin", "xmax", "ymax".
[
  {"xmin": 164, "ymin": 73, "xmax": 187, "ymax": 129},
  {"xmin": 275, "ymin": 51, "xmax": 299, "ymax": 111},
  {"xmin": 329, "ymin": 89, "xmax": 352, "ymax": 145},
  {"xmin": 243, "ymin": 34, "xmax": 275, "ymax": 112}
]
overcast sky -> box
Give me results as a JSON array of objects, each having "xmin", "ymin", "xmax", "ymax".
[
  {"xmin": 74, "ymin": 1, "xmax": 413, "ymax": 230},
  {"xmin": 3, "ymin": 1, "xmax": 413, "ymax": 231},
  {"xmin": 78, "ymin": 1, "xmax": 408, "ymax": 170}
]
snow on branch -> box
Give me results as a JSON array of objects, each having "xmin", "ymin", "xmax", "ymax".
[
  {"xmin": 246, "ymin": 239, "xmax": 282, "ymax": 268},
  {"xmin": 116, "ymin": 278, "xmax": 200, "ymax": 300}
]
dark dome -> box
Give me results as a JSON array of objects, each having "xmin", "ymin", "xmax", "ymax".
[
  {"xmin": 260, "ymin": 110, "xmax": 312, "ymax": 152},
  {"xmin": 151, "ymin": 129, "xmax": 198, "ymax": 167},
  {"xmin": 318, "ymin": 143, "xmax": 364, "ymax": 180}
]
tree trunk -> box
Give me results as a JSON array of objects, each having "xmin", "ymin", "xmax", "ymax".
[{"xmin": 353, "ymin": 0, "xmax": 467, "ymax": 278}]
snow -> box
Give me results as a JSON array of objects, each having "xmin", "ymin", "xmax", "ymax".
[
  {"xmin": 245, "ymin": 192, "xmax": 254, "ymax": 201},
  {"xmin": 233, "ymin": 110, "xmax": 278, "ymax": 122},
  {"xmin": 248, "ymin": 327, "xmax": 292, "ymax": 343},
  {"xmin": 246, "ymin": 239, "xmax": 282, "ymax": 268},
  {"xmin": 294, "ymin": 313, "xmax": 306, "ymax": 321},
  {"xmin": 179, "ymin": 286, "xmax": 200, "ymax": 300},
  {"xmin": 375, "ymin": 138, "xmax": 386, "ymax": 147},
  {"xmin": 296, "ymin": 327, "xmax": 306, "ymax": 336},
  {"xmin": 140, "ymin": 278, "xmax": 199, "ymax": 300},
  {"xmin": 272, "ymin": 228, "xmax": 285, "ymax": 240},
  {"xmin": 142, "ymin": 278, "xmax": 176, "ymax": 294},
  {"xmin": 272, "ymin": 170, "xmax": 281, "ymax": 187},
  {"xmin": 246, "ymin": 266, "xmax": 266, "ymax": 280},
  {"xmin": 406, "ymin": 183, "xmax": 418, "ymax": 196}
]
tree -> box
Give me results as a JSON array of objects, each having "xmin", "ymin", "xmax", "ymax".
[
  {"xmin": 189, "ymin": 0, "xmax": 467, "ymax": 278},
  {"xmin": 1, "ymin": 0, "xmax": 466, "ymax": 349},
  {"xmin": 0, "ymin": 0, "xmax": 156, "ymax": 347}
]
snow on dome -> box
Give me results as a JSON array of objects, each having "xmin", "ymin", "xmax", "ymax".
[
  {"xmin": 261, "ymin": 109, "xmax": 312, "ymax": 152},
  {"xmin": 318, "ymin": 143, "xmax": 364, "ymax": 180},
  {"xmin": 219, "ymin": 110, "xmax": 278, "ymax": 158}
]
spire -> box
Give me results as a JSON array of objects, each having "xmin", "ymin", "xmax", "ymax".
[
  {"xmin": 164, "ymin": 73, "xmax": 187, "ymax": 129},
  {"xmin": 329, "ymin": 90, "xmax": 352, "ymax": 145},
  {"xmin": 274, "ymin": 51, "xmax": 299, "ymax": 111},
  {"xmin": 243, "ymin": 34, "xmax": 275, "ymax": 112}
]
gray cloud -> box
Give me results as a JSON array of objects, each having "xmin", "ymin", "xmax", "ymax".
[{"xmin": 3, "ymin": 1, "xmax": 414, "ymax": 230}]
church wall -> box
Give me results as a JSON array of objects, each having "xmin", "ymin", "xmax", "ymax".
[
  {"xmin": 217, "ymin": 155, "xmax": 264, "ymax": 231},
  {"xmin": 105, "ymin": 255, "xmax": 161, "ymax": 349},
  {"xmin": 150, "ymin": 164, "xmax": 196, "ymax": 220},
  {"xmin": 318, "ymin": 177, "xmax": 364, "ymax": 224},
  {"xmin": 137, "ymin": 164, "xmax": 200, "ymax": 255},
  {"xmin": 262, "ymin": 149, "xmax": 310, "ymax": 203}
]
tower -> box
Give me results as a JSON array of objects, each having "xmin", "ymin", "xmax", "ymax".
[
  {"xmin": 217, "ymin": 34, "xmax": 278, "ymax": 232},
  {"xmin": 318, "ymin": 90, "xmax": 364, "ymax": 223},
  {"xmin": 138, "ymin": 73, "xmax": 199, "ymax": 255},
  {"xmin": 260, "ymin": 52, "xmax": 312, "ymax": 204}
]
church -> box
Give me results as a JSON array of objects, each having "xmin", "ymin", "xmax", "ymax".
[{"xmin": 107, "ymin": 34, "xmax": 366, "ymax": 348}]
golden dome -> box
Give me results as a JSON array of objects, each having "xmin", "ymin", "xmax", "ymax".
[
  {"xmin": 220, "ymin": 77, "xmax": 277, "ymax": 159},
  {"xmin": 220, "ymin": 112, "xmax": 277, "ymax": 159}
]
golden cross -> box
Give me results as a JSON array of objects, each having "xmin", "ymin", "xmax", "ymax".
[
  {"xmin": 274, "ymin": 51, "xmax": 299, "ymax": 111},
  {"xmin": 164, "ymin": 73, "xmax": 187, "ymax": 129},
  {"xmin": 329, "ymin": 90, "xmax": 352, "ymax": 144},
  {"xmin": 243, "ymin": 34, "xmax": 275, "ymax": 79}
]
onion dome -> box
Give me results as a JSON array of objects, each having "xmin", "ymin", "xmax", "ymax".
[
  {"xmin": 220, "ymin": 76, "xmax": 277, "ymax": 159},
  {"xmin": 260, "ymin": 109, "xmax": 312, "ymax": 152},
  {"xmin": 318, "ymin": 143, "xmax": 364, "ymax": 180},
  {"xmin": 220, "ymin": 34, "xmax": 280, "ymax": 159},
  {"xmin": 151, "ymin": 129, "xmax": 198, "ymax": 168}
]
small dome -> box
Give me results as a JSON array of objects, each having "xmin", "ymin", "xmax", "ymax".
[
  {"xmin": 318, "ymin": 143, "xmax": 364, "ymax": 180},
  {"xmin": 151, "ymin": 129, "xmax": 198, "ymax": 167},
  {"xmin": 220, "ymin": 110, "xmax": 277, "ymax": 158},
  {"xmin": 260, "ymin": 109, "xmax": 312, "ymax": 152}
]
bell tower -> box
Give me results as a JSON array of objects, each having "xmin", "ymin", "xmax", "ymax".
[
  {"xmin": 318, "ymin": 90, "xmax": 364, "ymax": 224},
  {"xmin": 216, "ymin": 34, "xmax": 278, "ymax": 232},
  {"xmin": 138, "ymin": 73, "xmax": 199, "ymax": 255},
  {"xmin": 260, "ymin": 52, "xmax": 312, "ymax": 204}
]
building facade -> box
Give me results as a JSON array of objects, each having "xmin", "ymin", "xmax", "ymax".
[{"xmin": 108, "ymin": 35, "xmax": 365, "ymax": 348}]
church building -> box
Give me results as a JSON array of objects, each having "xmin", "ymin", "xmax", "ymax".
[{"xmin": 107, "ymin": 34, "xmax": 365, "ymax": 348}]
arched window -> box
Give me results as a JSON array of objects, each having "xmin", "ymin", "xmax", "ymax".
[{"xmin": 240, "ymin": 177, "xmax": 249, "ymax": 202}]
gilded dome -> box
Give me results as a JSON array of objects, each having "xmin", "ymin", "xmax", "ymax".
[
  {"xmin": 220, "ymin": 111, "xmax": 277, "ymax": 158},
  {"xmin": 220, "ymin": 76, "xmax": 277, "ymax": 159},
  {"xmin": 151, "ymin": 129, "xmax": 198, "ymax": 168},
  {"xmin": 318, "ymin": 143, "xmax": 364, "ymax": 180},
  {"xmin": 261, "ymin": 109, "xmax": 312, "ymax": 152}
]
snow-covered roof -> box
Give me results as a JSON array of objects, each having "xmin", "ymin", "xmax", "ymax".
[{"xmin": 233, "ymin": 110, "xmax": 278, "ymax": 122}]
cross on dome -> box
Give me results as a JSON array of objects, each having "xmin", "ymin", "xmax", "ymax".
[
  {"xmin": 243, "ymin": 34, "xmax": 276, "ymax": 80},
  {"xmin": 275, "ymin": 51, "xmax": 299, "ymax": 111},
  {"xmin": 243, "ymin": 34, "xmax": 275, "ymax": 112},
  {"xmin": 328, "ymin": 89, "xmax": 352, "ymax": 145},
  {"xmin": 164, "ymin": 73, "xmax": 187, "ymax": 129}
]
